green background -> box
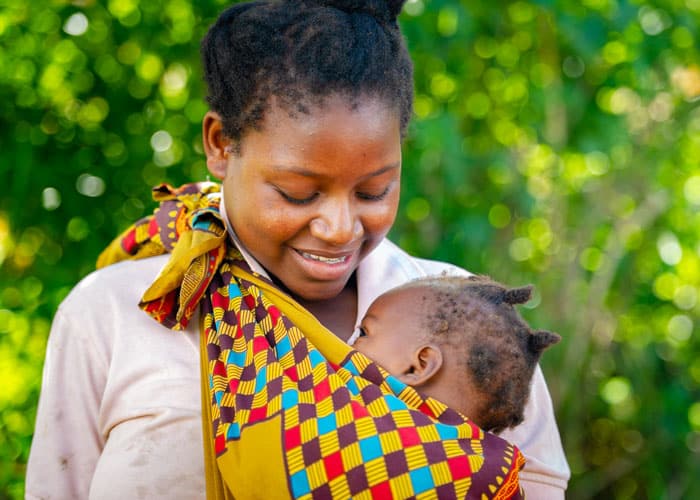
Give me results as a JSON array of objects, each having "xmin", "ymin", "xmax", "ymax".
[{"xmin": 1, "ymin": 0, "xmax": 699, "ymax": 498}]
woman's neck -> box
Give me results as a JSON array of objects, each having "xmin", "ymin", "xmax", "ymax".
[{"xmin": 295, "ymin": 279, "xmax": 358, "ymax": 342}]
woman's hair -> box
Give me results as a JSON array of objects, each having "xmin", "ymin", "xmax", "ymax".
[
  {"xmin": 404, "ymin": 275, "xmax": 561, "ymax": 433},
  {"xmin": 201, "ymin": 0, "xmax": 414, "ymax": 150}
]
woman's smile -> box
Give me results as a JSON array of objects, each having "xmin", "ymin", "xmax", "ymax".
[{"xmin": 290, "ymin": 246, "xmax": 359, "ymax": 281}]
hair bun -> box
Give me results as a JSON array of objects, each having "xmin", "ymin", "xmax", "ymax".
[
  {"xmin": 528, "ymin": 330, "xmax": 561, "ymax": 352},
  {"xmin": 304, "ymin": 0, "xmax": 406, "ymax": 23},
  {"xmin": 503, "ymin": 285, "xmax": 533, "ymax": 305}
]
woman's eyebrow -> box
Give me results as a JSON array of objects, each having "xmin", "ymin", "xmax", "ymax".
[{"xmin": 271, "ymin": 162, "xmax": 401, "ymax": 179}]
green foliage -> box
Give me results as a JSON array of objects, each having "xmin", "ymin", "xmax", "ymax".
[{"xmin": 1, "ymin": 0, "xmax": 699, "ymax": 498}]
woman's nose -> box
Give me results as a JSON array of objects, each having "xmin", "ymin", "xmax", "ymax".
[{"xmin": 309, "ymin": 198, "xmax": 363, "ymax": 246}]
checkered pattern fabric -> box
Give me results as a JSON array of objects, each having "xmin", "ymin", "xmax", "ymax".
[{"xmin": 98, "ymin": 183, "xmax": 525, "ymax": 499}]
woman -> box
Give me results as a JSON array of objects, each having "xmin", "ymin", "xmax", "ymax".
[{"xmin": 26, "ymin": 1, "xmax": 569, "ymax": 498}]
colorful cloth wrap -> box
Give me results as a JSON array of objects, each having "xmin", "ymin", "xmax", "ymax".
[{"xmin": 97, "ymin": 183, "xmax": 525, "ymax": 500}]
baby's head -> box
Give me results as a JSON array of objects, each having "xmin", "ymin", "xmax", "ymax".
[{"xmin": 353, "ymin": 275, "xmax": 560, "ymax": 433}]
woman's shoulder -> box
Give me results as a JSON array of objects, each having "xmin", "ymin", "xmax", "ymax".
[
  {"xmin": 59, "ymin": 254, "xmax": 170, "ymax": 316},
  {"xmin": 369, "ymin": 239, "xmax": 472, "ymax": 280}
]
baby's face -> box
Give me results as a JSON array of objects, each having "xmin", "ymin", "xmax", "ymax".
[{"xmin": 353, "ymin": 287, "xmax": 426, "ymax": 376}]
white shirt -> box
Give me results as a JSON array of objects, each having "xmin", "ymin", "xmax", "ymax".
[{"xmin": 26, "ymin": 240, "xmax": 569, "ymax": 499}]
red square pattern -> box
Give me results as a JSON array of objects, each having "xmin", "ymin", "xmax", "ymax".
[
  {"xmin": 447, "ymin": 455, "xmax": 471, "ymax": 480},
  {"xmin": 370, "ymin": 481, "xmax": 392, "ymax": 498},
  {"xmin": 249, "ymin": 405, "xmax": 267, "ymax": 422},
  {"xmin": 398, "ymin": 427, "xmax": 421, "ymax": 448},
  {"xmin": 285, "ymin": 425, "xmax": 302, "ymax": 449},
  {"xmin": 323, "ymin": 451, "xmax": 344, "ymax": 481},
  {"xmin": 313, "ymin": 378, "xmax": 331, "ymax": 401}
]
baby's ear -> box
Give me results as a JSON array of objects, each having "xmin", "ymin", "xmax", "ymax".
[{"xmin": 398, "ymin": 344, "xmax": 442, "ymax": 387}]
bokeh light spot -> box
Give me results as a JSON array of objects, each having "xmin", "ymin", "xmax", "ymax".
[
  {"xmin": 150, "ymin": 130, "xmax": 173, "ymax": 152},
  {"xmin": 42, "ymin": 187, "xmax": 61, "ymax": 211},
  {"xmin": 465, "ymin": 92, "xmax": 491, "ymax": 119},
  {"xmin": 602, "ymin": 41, "xmax": 629, "ymax": 66},
  {"xmin": 639, "ymin": 7, "xmax": 671, "ymax": 36},
  {"xmin": 430, "ymin": 73, "xmax": 456, "ymax": 100},
  {"xmin": 488, "ymin": 204, "xmax": 511, "ymax": 228},
  {"xmin": 406, "ymin": 198, "xmax": 430, "ymax": 222},
  {"xmin": 673, "ymin": 285, "xmax": 698, "ymax": 310},
  {"xmin": 689, "ymin": 403, "xmax": 700, "ymax": 430},
  {"xmin": 403, "ymin": 0, "xmax": 424, "ymax": 16},
  {"xmin": 66, "ymin": 217, "xmax": 90, "ymax": 242},
  {"xmin": 474, "ymin": 36, "xmax": 498, "ymax": 59},
  {"xmin": 657, "ymin": 232, "xmax": 682, "ymax": 266},
  {"xmin": 509, "ymin": 237, "xmax": 534, "ymax": 262},
  {"xmin": 580, "ymin": 247, "xmax": 604, "ymax": 272},
  {"xmin": 653, "ymin": 272, "xmax": 679, "ymax": 301},
  {"xmin": 601, "ymin": 377, "xmax": 631, "ymax": 405},
  {"xmin": 667, "ymin": 314, "xmax": 693, "ymax": 343},
  {"xmin": 437, "ymin": 7, "xmax": 458, "ymax": 37},
  {"xmin": 683, "ymin": 176, "xmax": 700, "ymax": 205},
  {"xmin": 76, "ymin": 174, "xmax": 105, "ymax": 198},
  {"xmin": 136, "ymin": 53, "xmax": 164, "ymax": 83},
  {"xmin": 585, "ymin": 151, "xmax": 610, "ymax": 176},
  {"xmin": 63, "ymin": 12, "xmax": 88, "ymax": 36}
]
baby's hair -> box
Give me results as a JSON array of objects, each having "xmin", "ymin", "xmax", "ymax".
[
  {"xmin": 401, "ymin": 274, "xmax": 560, "ymax": 433},
  {"xmin": 200, "ymin": 0, "xmax": 414, "ymax": 151}
]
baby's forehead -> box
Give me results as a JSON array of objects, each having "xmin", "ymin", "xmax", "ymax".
[{"xmin": 378, "ymin": 284, "xmax": 434, "ymax": 309}]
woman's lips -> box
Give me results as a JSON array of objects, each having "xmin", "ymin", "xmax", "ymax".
[
  {"xmin": 291, "ymin": 248, "xmax": 357, "ymax": 280},
  {"xmin": 296, "ymin": 250, "xmax": 349, "ymax": 264}
]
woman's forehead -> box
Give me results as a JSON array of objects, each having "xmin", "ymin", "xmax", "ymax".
[{"xmin": 264, "ymin": 93, "xmax": 400, "ymax": 131}]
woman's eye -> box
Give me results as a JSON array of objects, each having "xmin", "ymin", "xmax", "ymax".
[
  {"xmin": 357, "ymin": 186, "xmax": 390, "ymax": 201},
  {"xmin": 358, "ymin": 327, "xmax": 368, "ymax": 337},
  {"xmin": 277, "ymin": 189, "xmax": 318, "ymax": 205}
]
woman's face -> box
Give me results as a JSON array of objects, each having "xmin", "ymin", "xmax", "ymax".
[{"xmin": 209, "ymin": 95, "xmax": 402, "ymax": 302}]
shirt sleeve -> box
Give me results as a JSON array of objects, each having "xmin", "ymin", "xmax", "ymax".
[
  {"xmin": 26, "ymin": 305, "xmax": 109, "ymax": 500},
  {"xmin": 498, "ymin": 366, "xmax": 571, "ymax": 498}
]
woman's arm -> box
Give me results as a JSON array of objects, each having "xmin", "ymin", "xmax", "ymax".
[
  {"xmin": 499, "ymin": 366, "xmax": 570, "ymax": 498},
  {"xmin": 26, "ymin": 305, "xmax": 108, "ymax": 499}
]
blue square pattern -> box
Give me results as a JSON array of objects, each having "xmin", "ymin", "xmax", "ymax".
[
  {"xmin": 385, "ymin": 394, "xmax": 408, "ymax": 412},
  {"xmin": 228, "ymin": 283, "xmax": 242, "ymax": 299},
  {"xmin": 226, "ymin": 422, "xmax": 241, "ymax": 440},
  {"xmin": 308, "ymin": 349, "xmax": 324, "ymax": 368},
  {"xmin": 386, "ymin": 374, "xmax": 407, "ymax": 395},
  {"xmin": 227, "ymin": 348, "xmax": 246, "ymax": 368},
  {"xmin": 317, "ymin": 412, "xmax": 337, "ymax": 435},
  {"xmin": 358, "ymin": 435, "xmax": 383, "ymax": 462},
  {"xmin": 290, "ymin": 469, "xmax": 311, "ymax": 496},
  {"xmin": 254, "ymin": 366, "xmax": 268, "ymax": 392},
  {"xmin": 282, "ymin": 389, "xmax": 299, "ymax": 409},
  {"xmin": 276, "ymin": 335, "xmax": 293, "ymax": 357},
  {"xmin": 434, "ymin": 423, "xmax": 458, "ymax": 440},
  {"xmin": 409, "ymin": 466, "xmax": 435, "ymax": 494},
  {"xmin": 343, "ymin": 359, "xmax": 361, "ymax": 376},
  {"xmin": 345, "ymin": 378, "xmax": 360, "ymax": 395}
]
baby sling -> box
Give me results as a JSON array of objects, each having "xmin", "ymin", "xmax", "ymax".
[{"xmin": 97, "ymin": 182, "xmax": 525, "ymax": 499}]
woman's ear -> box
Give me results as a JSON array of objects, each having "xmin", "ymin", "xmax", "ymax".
[
  {"xmin": 397, "ymin": 344, "xmax": 443, "ymax": 387},
  {"xmin": 202, "ymin": 111, "xmax": 230, "ymax": 180}
]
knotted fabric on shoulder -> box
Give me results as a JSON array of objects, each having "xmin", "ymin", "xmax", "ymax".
[{"xmin": 98, "ymin": 183, "xmax": 526, "ymax": 499}]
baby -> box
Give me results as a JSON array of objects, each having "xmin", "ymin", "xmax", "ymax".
[{"xmin": 352, "ymin": 275, "xmax": 560, "ymax": 433}]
